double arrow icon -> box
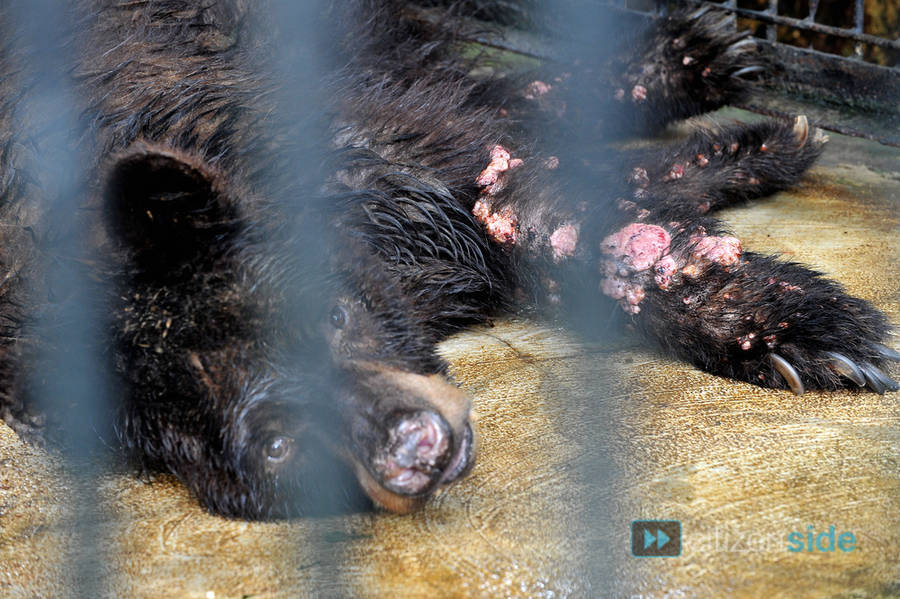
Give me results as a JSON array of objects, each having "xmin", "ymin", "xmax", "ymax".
[
  {"xmin": 631, "ymin": 520, "xmax": 681, "ymax": 557},
  {"xmin": 643, "ymin": 528, "xmax": 671, "ymax": 550}
]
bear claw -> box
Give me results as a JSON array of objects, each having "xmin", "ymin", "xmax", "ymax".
[
  {"xmin": 859, "ymin": 363, "xmax": 899, "ymax": 395},
  {"xmin": 688, "ymin": 4, "xmax": 713, "ymax": 20},
  {"xmin": 822, "ymin": 350, "xmax": 898, "ymax": 394},
  {"xmin": 793, "ymin": 115, "xmax": 809, "ymax": 146},
  {"xmin": 771, "ymin": 353, "xmax": 804, "ymax": 395},
  {"xmin": 873, "ymin": 343, "xmax": 900, "ymax": 361},
  {"xmin": 824, "ymin": 351, "xmax": 866, "ymax": 387},
  {"xmin": 731, "ymin": 65, "xmax": 764, "ymax": 79}
]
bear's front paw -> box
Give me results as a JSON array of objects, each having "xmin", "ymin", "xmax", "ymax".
[
  {"xmin": 738, "ymin": 263, "xmax": 898, "ymax": 394},
  {"xmin": 609, "ymin": 6, "xmax": 766, "ymax": 132},
  {"xmin": 712, "ymin": 263, "xmax": 899, "ymax": 395},
  {"xmin": 626, "ymin": 245, "xmax": 898, "ymax": 394}
]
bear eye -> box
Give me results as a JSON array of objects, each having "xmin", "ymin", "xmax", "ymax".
[
  {"xmin": 265, "ymin": 435, "xmax": 293, "ymax": 463},
  {"xmin": 329, "ymin": 305, "xmax": 347, "ymax": 329}
]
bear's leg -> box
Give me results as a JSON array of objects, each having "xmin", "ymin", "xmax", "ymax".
[
  {"xmin": 498, "ymin": 7, "xmax": 765, "ymax": 138},
  {"xmin": 604, "ymin": 6, "xmax": 765, "ymax": 134},
  {"xmin": 597, "ymin": 218, "xmax": 898, "ymax": 393},
  {"xmin": 626, "ymin": 116, "xmax": 828, "ymax": 216},
  {"xmin": 467, "ymin": 133, "xmax": 896, "ymax": 394}
]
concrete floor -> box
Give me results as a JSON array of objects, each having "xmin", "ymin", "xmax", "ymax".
[{"xmin": 1, "ymin": 112, "xmax": 898, "ymax": 598}]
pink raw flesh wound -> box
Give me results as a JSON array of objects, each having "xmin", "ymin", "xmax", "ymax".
[
  {"xmin": 654, "ymin": 255, "xmax": 678, "ymax": 290},
  {"xmin": 602, "ymin": 223, "xmax": 671, "ymax": 271},
  {"xmin": 550, "ymin": 224, "xmax": 578, "ymax": 260},
  {"xmin": 475, "ymin": 145, "xmax": 520, "ymax": 195},
  {"xmin": 600, "ymin": 223, "xmax": 672, "ymax": 313},
  {"xmin": 524, "ymin": 80, "xmax": 552, "ymax": 99},
  {"xmin": 690, "ymin": 234, "xmax": 742, "ymax": 266},
  {"xmin": 631, "ymin": 85, "xmax": 647, "ymax": 103},
  {"xmin": 473, "ymin": 200, "xmax": 518, "ymax": 246}
]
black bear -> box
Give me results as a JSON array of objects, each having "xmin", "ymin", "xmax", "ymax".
[{"xmin": 0, "ymin": 0, "xmax": 896, "ymax": 519}]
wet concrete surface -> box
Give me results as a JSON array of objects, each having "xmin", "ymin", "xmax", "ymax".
[{"xmin": 0, "ymin": 113, "xmax": 898, "ymax": 598}]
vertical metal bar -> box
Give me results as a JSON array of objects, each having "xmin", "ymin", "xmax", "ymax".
[
  {"xmin": 766, "ymin": 0, "xmax": 778, "ymax": 42},
  {"xmin": 804, "ymin": 0, "xmax": 818, "ymax": 52},
  {"xmin": 853, "ymin": 0, "xmax": 866, "ymax": 58},
  {"xmin": 534, "ymin": 1, "xmax": 624, "ymax": 595},
  {"xmin": 725, "ymin": 0, "xmax": 738, "ymax": 30},
  {"xmin": 808, "ymin": 0, "xmax": 819, "ymax": 21},
  {"xmin": 6, "ymin": 1, "xmax": 112, "ymax": 596},
  {"xmin": 655, "ymin": 0, "xmax": 668, "ymax": 17},
  {"xmin": 262, "ymin": 1, "xmax": 347, "ymax": 596}
]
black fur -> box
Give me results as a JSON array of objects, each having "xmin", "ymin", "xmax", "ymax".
[{"xmin": 0, "ymin": 0, "xmax": 895, "ymax": 519}]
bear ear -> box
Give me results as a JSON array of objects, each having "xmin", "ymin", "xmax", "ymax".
[{"xmin": 104, "ymin": 145, "xmax": 240, "ymax": 268}]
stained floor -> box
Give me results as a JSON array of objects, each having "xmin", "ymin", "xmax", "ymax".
[{"xmin": 1, "ymin": 112, "xmax": 898, "ymax": 598}]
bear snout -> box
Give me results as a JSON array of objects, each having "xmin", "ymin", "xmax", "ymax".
[{"xmin": 374, "ymin": 410, "xmax": 452, "ymax": 495}]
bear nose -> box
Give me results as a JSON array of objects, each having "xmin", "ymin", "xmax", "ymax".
[{"xmin": 374, "ymin": 410, "xmax": 452, "ymax": 495}]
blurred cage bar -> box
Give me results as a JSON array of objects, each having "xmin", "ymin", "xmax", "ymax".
[{"xmin": 606, "ymin": 0, "xmax": 900, "ymax": 146}]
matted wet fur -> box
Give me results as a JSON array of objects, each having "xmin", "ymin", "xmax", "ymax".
[{"xmin": 0, "ymin": 0, "xmax": 896, "ymax": 519}]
